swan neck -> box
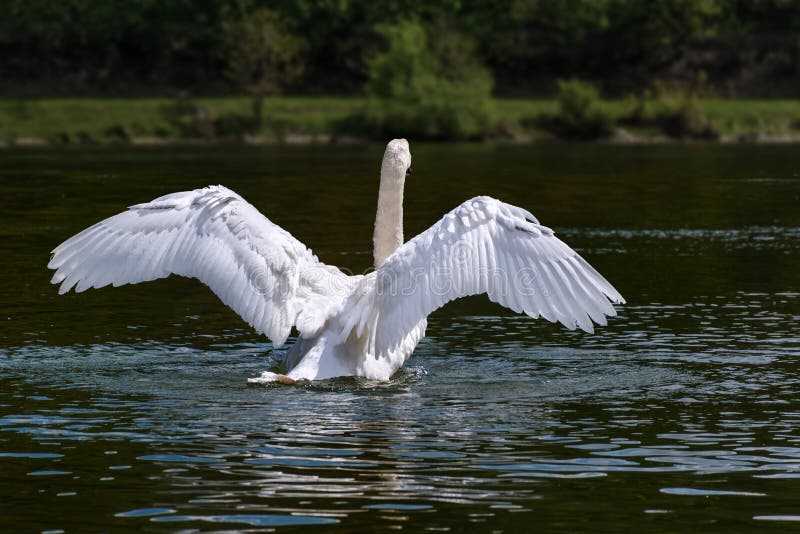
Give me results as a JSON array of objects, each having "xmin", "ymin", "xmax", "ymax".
[{"xmin": 373, "ymin": 166, "xmax": 405, "ymax": 268}]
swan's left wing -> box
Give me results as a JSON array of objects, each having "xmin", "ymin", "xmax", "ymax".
[{"xmin": 351, "ymin": 196, "xmax": 624, "ymax": 356}]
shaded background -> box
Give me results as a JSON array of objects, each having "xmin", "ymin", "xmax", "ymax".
[
  {"xmin": 2, "ymin": 0, "xmax": 800, "ymax": 97},
  {"xmin": 2, "ymin": 1, "xmax": 800, "ymax": 143}
]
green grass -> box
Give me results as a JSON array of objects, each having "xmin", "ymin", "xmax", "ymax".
[
  {"xmin": 1, "ymin": 96, "xmax": 798, "ymax": 143},
  {"xmin": 0, "ymin": 97, "xmax": 362, "ymax": 142},
  {"xmin": 697, "ymin": 100, "xmax": 800, "ymax": 136},
  {"xmin": 495, "ymin": 98, "xmax": 800, "ymax": 138}
]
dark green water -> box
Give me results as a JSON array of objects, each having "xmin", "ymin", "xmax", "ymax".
[{"xmin": 1, "ymin": 143, "xmax": 800, "ymax": 533}]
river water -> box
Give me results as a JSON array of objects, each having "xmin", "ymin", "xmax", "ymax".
[{"xmin": 1, "ymin": 143, "xmax": 799, "ymax": 532}]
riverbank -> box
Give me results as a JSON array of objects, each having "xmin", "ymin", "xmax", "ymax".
[{"xmin": 2, "ymin": 97, "xmax": 799, "ymax": 146}]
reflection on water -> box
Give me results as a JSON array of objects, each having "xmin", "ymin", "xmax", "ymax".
[{"xmin": 1, "ymin": 144, "xmax": 799, "ymax": 532}]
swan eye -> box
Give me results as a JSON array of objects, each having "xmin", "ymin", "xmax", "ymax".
[{"xmin": 406, "ymin": 166, "xmax": 413, "ymax": 176}]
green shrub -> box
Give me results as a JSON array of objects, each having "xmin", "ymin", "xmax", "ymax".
[
  {"xmin": 159, "ymin": 99, "xmax": 213, "ymax": 138},
  {"xmin": 621, "ymin": 81, "xmax": 718, "ymax": 140},
  {"xmin": 74, "ymin": 131, "xmax": 94, "ymax": 144},
  {"xmin": 223, "ymin": 10, "xmax": 303, "ymax": 133},
  {"xmin": 213, "ymin": 113, "xmax": 253, "ymax": 138},
  {"xmin": 360, "ymin": 19, "xmax": 493, "ymax": 140},
  {"xmin": 621, "ymin": 90, "xmax": 651, "ymax": 125},
  {"xmin": 50, "ymin": 132, "xmax": 72, "ymax": 144},
  {"xmin": 103, "ymin": 124, "xmax": 131, "ymax": 141},
  {"xmin": 651, "ymin": 84, "xmax": 717, "ymax": 139},
  {"xmin": 543, "ymin": 79, "xmax": 614, "ymax": 140}
]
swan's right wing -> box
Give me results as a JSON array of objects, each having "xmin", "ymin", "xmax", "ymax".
[
  {"xmin": 48, "ymin": 185, "xmax": 346, "ymax": 346},
  {"xmin": 345, "ymin": 196, "xmax": 624, "ymax": 357}
]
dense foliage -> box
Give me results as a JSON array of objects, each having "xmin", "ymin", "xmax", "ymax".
[
  {"xmin": 1, "ymin": 0, "xmax": 799, "ymax": 96},
  {"xmin": 223, "ymin": 9, "xmax": 304, "ymax": 131},
  {"xmin": 361, "ymin": 19, "xmax": 492, "ymax": 140},
  {"xmin": 543, "ymin": 79, "xmax": 614, "ymax": 140}
]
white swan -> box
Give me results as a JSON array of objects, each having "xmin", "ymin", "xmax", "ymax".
[{"xmin": 48, "ymin": 139, "xmax": 624, "ymax": 383}]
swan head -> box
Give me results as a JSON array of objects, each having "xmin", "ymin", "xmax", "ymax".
[{"xmin": 381, "ymin": 138, "xmax": 412, "ymax": 181}]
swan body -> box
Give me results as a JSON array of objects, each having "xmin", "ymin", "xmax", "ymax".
[{"xmin": 48, "ymin": 139, "xmax": 625, "ymax": 382}]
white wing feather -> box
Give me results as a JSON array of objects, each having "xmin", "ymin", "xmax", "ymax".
[
  {"xmin": 348, "ymin": 196, "xmax": 625, "ymax": 356},
  {"xmin": 48, "ymin": 185, "xmax": 345, "ymax": 346}
]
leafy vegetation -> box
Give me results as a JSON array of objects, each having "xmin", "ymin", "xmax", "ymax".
[
  {"xmin": 360, "ymin": 19, "xmax": 492, "ymax": 140},
  {"xmin": 3, "ymin": 1, "xmax": 799, "ymax": 142},
  {"xmin": 651, "ymin": 85, "xmax": 718, "ymax": 140},
  {"xmin": 539, "ymin": 79, "xmax": 614, "ymax": 140},
  {"xmin": 620, "ymin": 82, "xmax": 718, "ymax": 139},
  {"xmin": 223, "ymin": 10, "xmax": 304, "ymax": 133},
  {"xmin": 2, "ymin": 1, "xmax": 800, "ymax": 97}
]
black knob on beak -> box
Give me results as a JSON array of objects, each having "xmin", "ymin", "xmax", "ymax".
[{"xmin": 406, "ymin": 166, "xmax": 413, "ymax": 176}]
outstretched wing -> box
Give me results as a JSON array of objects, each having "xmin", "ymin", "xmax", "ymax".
[
  {"xmin": 349, "ymin": 196, "xmax": 624, "ymax": 356},
  {"xmin": 48, "ymin": 185, "xmax": 345, "ymax": 346}
]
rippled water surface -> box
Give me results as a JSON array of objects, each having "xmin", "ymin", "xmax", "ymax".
[{"xmin": 2, "ymin": 143, "xmax": 800, "ymax": 532}]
